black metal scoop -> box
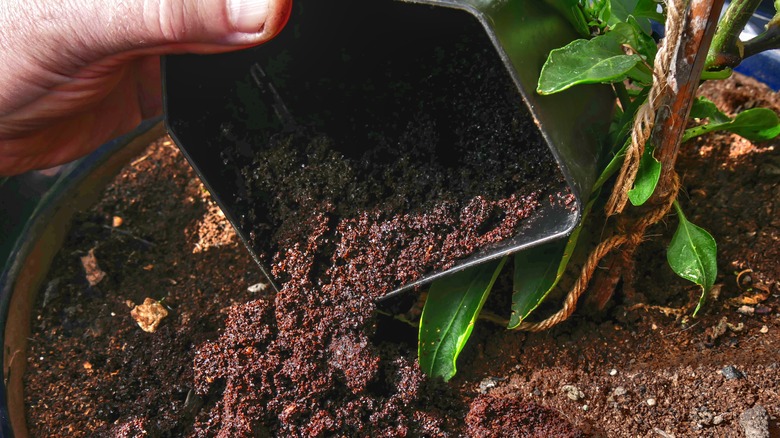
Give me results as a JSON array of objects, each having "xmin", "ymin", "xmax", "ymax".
[{"xmin": 162, "ymin": 0, "xmax": 614, "ymax": 299}]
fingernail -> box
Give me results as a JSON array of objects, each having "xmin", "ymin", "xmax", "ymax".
[{"xmin": 228, "ymin": 0, "xmax": 271, "ymax": 34}]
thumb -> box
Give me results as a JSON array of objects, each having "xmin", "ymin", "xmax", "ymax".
[{"xmin": 13, "ymin": 0, "xmax": 293, "ymax": 65}]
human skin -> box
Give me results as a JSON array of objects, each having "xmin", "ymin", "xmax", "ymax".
[{"xmin": 0, "ymin": 0, "xmax": 292, "ymax": 175}]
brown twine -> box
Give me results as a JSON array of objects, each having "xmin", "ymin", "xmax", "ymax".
[
  {"xmin": 508, "ymin": 0, "xmax": 689, "ymax": 332},
  {"xmin": 605, "ymin": 0, "xmax": 685, "ymax": 216},
  {"xmin": 488, "ymin": 0, "xmax": 699, "ymax": 333},
  {"xmin": 514, "ymin": 174, "xmax": 680, "ymax": 332}
]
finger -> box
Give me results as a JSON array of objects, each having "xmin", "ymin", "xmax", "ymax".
[{"xmin": 10, "ymin": 0, "xmax": 292, "ymax": 65}]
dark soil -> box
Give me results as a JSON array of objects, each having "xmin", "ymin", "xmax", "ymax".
[
  {"xmin": 23, "ymin": 74, "xmax": 780, "ymax": 437},
  {"xmin": 227, "ymin": 16, "xmax": 563, "ymax": 286}
]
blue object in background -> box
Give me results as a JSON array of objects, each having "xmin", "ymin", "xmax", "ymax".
[
  {"xmin": 651, "ymin": 0, "xmax": 778, "ymax": 90},
  {"xmin": 734, "ymin": 1, "xmax": 780, "ymax": 90}
]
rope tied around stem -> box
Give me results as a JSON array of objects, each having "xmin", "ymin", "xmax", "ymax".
[
  {"xmin": 514, "ymin": 173, "xmax": 680, "ymax": 332},
  {"xmin": 605, "ymin": 0, "xmax": 685, "ymax": 217},
  {"xmin": 513, "ymin": 0, "xmax": 688, "ymax": 332}
]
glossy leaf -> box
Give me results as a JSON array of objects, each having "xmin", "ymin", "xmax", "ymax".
[
  {"xmin": 418, "ymin": 258, "xmax": 506, "ymax": 381},
  {"xmin": 608, "ymin": 0, "xmax": 655, "ymax": 33},
  {"xmin": 689, "ymin": 97, "xmax": 730, "ymax": 123},
  {"xmin": 544, "ymin": 0, "xmax": 591, "ymax": 36},
  {"xmin": 509, "ymin": 192, "xmax": 597, "ymax": 329},
  {"xmin": 634, "ymin": 0, "xmax": 665, "ymax": 23},
  {"xmin": 608, "ymin": 0, "xmax": 639, "ymax": 24},
  {"xmin": 667, "ymin": 203, "xmax": 717, "ymax": 316},
  {"xmin": 628, "ymin": 145, "xmax": 661, "ymax": 206},
  {"xmin": 727, "ymin": 108, "xmax": 780, "ymax": 141},
  {"xmin": 537, "ymin": 22, "xmax": 653, "ymax": 94},
  {"xmin": 583, "ymin": 0, "xmax": 612, "ymax": 25},
  {"xmin": 594, "ymin": 137, "xmax": 631, "ymax": 191},
  {"xmin": 626, "ymin": 16, "xmax": 658, "ymax": 60},
  {"xmin": 509, "ymin": 239, "xmax": 567, "ymax": 328},
  {"xmin": 683, "ymin": 107, "xmax": 780, "ymax": 142}
]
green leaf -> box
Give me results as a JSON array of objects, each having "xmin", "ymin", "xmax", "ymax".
[
  {"xmin": 538, "ymin": 41, "xmax": 640, "ymax": 94},
  {"xmin": 418, "ymin": 258, "xmax": 506, "ymax": 381},
  {"xmin": 594, "ymin": 136, "xmax": 631, "ymax": 191},
  {"xmin": 626, "ymin": 16, "xmax": 658, "ymax": 60},
  {"xmin": 634, "ymin": 0, "xmax": 665, "ymax": 23},
  {"xmin": 608, "ymin": 0, "xmax": 639, "ymax": 24},
  {"xmin": 583, "ymin": 0, "xmax": 612, "ymax": 25},
  {"xmin": 537, "ymin": 21, "xmax": 655, "ymax": 94},
  {"xmin": 509, "ymin": 240, "xmax": 567, "ymax": 328},
  {"xmin": 667, "ymin": 203, "xmax": 717, "ymax": 316},
  {"xmin": 628, "ymin": 145, "xmax": 661, "ymax": 206},
  {"xmin": 689, "ymin": 97, "xmax": 730, "ymax": 123},
  {"xmin": 727, "ymin": 108, "xmax": 780, "ymax": 141},
  {"xmin": 544, "ymin": 0, "xmax": 591, "ymax": 37},
  {"xmin": 683, "ymin": 107, "xmax": 780, "ymax": 142},
  {"xmin": 700, "ymin": 68, "xmax": 733, "ymax": 81},
  {"xmin": 607, "ymin": 0, "xmax": 654, "ymax": 32},
  {"xmin": 508, "ymin": 191, "xmax": 596, "ymax": 329}
]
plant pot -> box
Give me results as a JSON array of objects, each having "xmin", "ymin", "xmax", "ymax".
[
  {"xmin": 0, "ymin": 120, "xmax": 164, "ymax": 438},
  {"xmin": 2, "ymin": 2, "xmax": 777, "ymax": 436},
  {"xmin": 163, "ymin": 0, "xmax": 615, "ymax": 298}
]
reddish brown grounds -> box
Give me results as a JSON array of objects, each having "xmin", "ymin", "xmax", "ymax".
[{"xmin": 24, "ymin": 73, "xmax": 779, "ymax": 436}]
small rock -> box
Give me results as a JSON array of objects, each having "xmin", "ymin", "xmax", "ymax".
[
  {"xmin": 652, "ymin": 428, "xmax": 675, "ymax": 438},
  {"xmin": 697, "ymin": 409, "xmax": 714, "ymax": 426},
  {"xmin": 737, "ymin": 305, "xmax": 755, "ymax": 315},
  {"xmin": 727, "ymin": 321, "xmax": 744, "ymax": 332},
  {"xmin": 760, "ymin": 325, "xmax": 769, "ymax": 334},
  {"xmin": 130, "ymin": 298, "xmax": 169, "ymax": 333},
  {"xmin": 647, "ymin": 398, "xmax": 657, "ymax": 407},
  {"xmin": 112, "ymin": 216, "xmax": 123, "ymax": 227},
  {"xmin": 713, "ymin": 415, "xmax": 724, "ymax": 425},
  {"xmin": 739, "ymin": 405, "xmax": 770, "ymax": 438},
  {"xmin": 582, "ymin": 405, "xmax": 589, "ymax": 411},
  {"xmin": 80, "ymin": 248, "xmax": 106, "ymax": 286},
  {"xmin": 614, "ymin": 386, "xmax": 628, "ymax": 396},
  {"xmin": 721, "ymin": 365, "xmax": 745, "ymax": 380},
  {"xmin": 247, "ymin": 282, "xmax": 269, "ymax": 294},
  {"xmin": 478, "ymin": 377, "xmax": 501, "ymax": 394},
  {"xmin": 609, "ymin": 368, "xmax": 618, "ymax": 376},
  {"xmin": 561, "ymin": 384, "xmax": 585, "ymax": 401}
]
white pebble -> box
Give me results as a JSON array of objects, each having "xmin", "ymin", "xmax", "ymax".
[
  {"xmin": 647, "ymin": 398, "xmax": 657, "ymax": 407},
  {"xmin": 609, "ymin": 368, "xmax": 618, "ymax": 376},
  {"xmin": 247, "ymin": 282, "xmax": 269, "ymax": 293}
]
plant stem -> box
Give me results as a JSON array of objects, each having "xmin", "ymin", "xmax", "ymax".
[
  {"xmin": 591, "ymin": 0, "xmax": 725, "ymax": 309},
  {"xmin": 743, "ymin": 14, "xmax": 780, "ymax": 58},
  {"xmin": 672, "ymin": 199, "xmax": 684, "ymax": 217},
  {"xmin": 654, "ymin": 0, "xmax": 725, "ymax": 200},
  {"xmin": 706, "ymin": 0, "xmax": 763, "ymax": 69},
  {"xmin": 614, "ymin": 82, "xmax": 632, "ymax": 112}
]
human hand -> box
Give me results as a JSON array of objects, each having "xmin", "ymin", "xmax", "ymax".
[{"xmin": 0, "ymin": 0, "xmax": 292, "ymax": 175}]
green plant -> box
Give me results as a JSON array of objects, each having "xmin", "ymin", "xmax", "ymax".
[{"xmin": 418, "ymin": 0, "xmax": 780, "ymax": 381}]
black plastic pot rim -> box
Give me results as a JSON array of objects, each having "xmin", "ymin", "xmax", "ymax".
[{"xmin": 0, "ymin": 118, "xmax": 164, "ymax": 438}]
